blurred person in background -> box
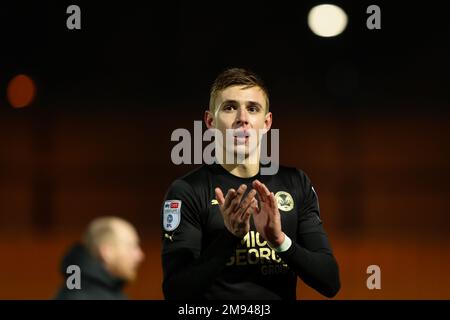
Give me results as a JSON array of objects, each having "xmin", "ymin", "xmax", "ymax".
[{"xmin": 54, "ymin": 216, "xmax": 145, "ymax": 300}]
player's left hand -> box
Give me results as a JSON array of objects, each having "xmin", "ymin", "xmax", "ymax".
[{"xmin": 251, "ymin": 180, "xmax": 285, "ymax": 248}]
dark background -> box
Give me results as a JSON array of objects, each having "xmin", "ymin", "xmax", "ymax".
[{"xmin": 1, "ymin": 1, "xmax": 449, "ymax": 299}]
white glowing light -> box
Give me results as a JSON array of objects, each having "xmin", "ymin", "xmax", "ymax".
[{"xmin": 308, "ymin": 4, "xmax": 348, "ymax": 37}]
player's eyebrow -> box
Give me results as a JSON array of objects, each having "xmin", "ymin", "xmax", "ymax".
[
  {"xmin": 220, "ymin": 100, "xmax": 263, "ymax": 109},
  {"xmin": 220, "ymin": 100, "xmax": 239, "ymax": 107}
]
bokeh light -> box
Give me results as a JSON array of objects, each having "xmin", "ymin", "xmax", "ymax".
[
  {"xmin": 308, "ymin": 4, "xmax": 348, "ymax": 37},
  {"xmin": 7, "ymin": 74, "xmax": 36, "ymax": 108}
]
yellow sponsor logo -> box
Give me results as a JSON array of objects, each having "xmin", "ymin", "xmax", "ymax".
[
  {"xmin": 211, "ymin": 199, "xmax": 219, "ymax": 205},
  {"xmin": 261, "ymin": 264, "xmax": 289, "ymax": 275},
  {"xmin": 226, "ymin": 231, "xmax": 289, "ymax": 274}
]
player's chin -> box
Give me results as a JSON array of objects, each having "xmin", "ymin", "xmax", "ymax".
[
  {"xmin": 234, "ymin": 149, "xmax": 259, "ymax": 162},
  {"xmin": 233, "ymin": 149, "xmax": 250, "ymax": 159}
]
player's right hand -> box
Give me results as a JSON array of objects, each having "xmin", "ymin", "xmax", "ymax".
[{"xmin": 215, "ymin": 184, "xmax": 257, "ymax": 238}]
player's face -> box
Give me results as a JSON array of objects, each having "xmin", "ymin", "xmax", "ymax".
[{"xmin": 206, "ymin": 85, "xmax": 272, "ymax": 159}]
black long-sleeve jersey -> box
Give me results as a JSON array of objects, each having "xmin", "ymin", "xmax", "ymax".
[{"xmin": 161, "ymin": 163, "xmax": 340, "ymax": 300}]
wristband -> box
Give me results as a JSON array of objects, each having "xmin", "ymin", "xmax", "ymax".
[{"xmin": 270, "ymin": 234, "xmax": 292, "ymax": 252}]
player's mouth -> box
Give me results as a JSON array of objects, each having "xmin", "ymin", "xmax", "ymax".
[{"xmin": 233, "ymin": 130, "xmax": 250, "ymax": 145}]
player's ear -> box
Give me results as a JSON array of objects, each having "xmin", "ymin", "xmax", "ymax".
[
  {"xmin": 263, "ymin": 111, "xmax": 272, "ymax": 133},
  {"xmin": 204, "ymin": 110, "xmax": 214, "ymax": 129},
  {"xmin": 98, "ymin": 243, "xmax": 114, "ymax": 265}
]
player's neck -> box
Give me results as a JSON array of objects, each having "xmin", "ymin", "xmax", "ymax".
[{"xmin": 220, "ymin": 162, "xmax": 260, "ymax": 178}]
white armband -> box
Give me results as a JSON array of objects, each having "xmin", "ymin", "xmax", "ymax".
[{"xmin": 270, "ymin": 234, "xmax": 292, "ymax": 253}]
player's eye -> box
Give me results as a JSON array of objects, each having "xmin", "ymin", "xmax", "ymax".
[
  {"xmin": 223, "ymin": 105, "xmax": 236, "ymax": 111},
  {"xmin": 248, "ymin": 106, "xmax": 260, "ymax": 113}
]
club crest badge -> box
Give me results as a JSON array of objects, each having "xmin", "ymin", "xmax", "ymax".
[
  {"xmin": 275, "ymin": 191, "xmax": 294, "ymax": 212},
  {"xmin": 163, "ymin": 200, "xmax": 181, "ymax": 231}
]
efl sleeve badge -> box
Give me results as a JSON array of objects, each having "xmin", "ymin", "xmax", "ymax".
[{"xmin": 163, "ymin": 200, "xmax": 182, "ymax": 231}]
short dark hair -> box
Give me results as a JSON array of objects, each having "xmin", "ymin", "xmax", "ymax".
[{"xmin": 209, "ymin": 68, "xmax": 269, "ymax": 113}]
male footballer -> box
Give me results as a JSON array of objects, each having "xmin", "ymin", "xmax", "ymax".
[{"xmin": 161, "ymin": 68, "xmax": 340, "ymax": 300}]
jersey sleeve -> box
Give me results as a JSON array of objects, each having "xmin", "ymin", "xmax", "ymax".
[
  {"xmin": 161, "ymin": 179, "xmax": 241, "ymax": 300},
  {"xmin": 276, "ymin": 170, "xmax": 341, "ymax": 298}
]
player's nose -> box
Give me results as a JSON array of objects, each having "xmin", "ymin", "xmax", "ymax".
[{"xmin": 235, "ymin": 105, "xmax": 249, "ymax": 126}]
